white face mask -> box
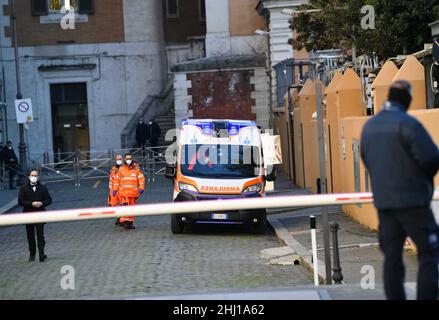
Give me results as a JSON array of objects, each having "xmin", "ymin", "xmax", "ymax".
[
  {"xmin": 126, "ymin": 159, "xmax": 132, "ymax": 165},
  {"xmin": 29, "ymin": 176, "xmax": 38, "ymax": 184},
  {"xmin": 116, "ymin": 160, "xmax": 123, "ymax": 166},
  {"xmin": 8, "ymin": 146, "xmax": 12, "ymax": 150}
]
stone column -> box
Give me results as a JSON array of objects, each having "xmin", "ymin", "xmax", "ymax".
[{"xmin": 205, "ymin": 0, "xmax": 231, "ymax": 57}]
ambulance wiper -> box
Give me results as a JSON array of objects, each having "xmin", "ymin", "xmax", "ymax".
[{"xmin": 206, "ymin": 173, "xmax": 249, "ymax": 178}]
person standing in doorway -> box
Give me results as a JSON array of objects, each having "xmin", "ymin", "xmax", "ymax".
[
  {"xmin": 113, "ymin": 153, "xmax": 145, "ymax": 230},
  {"xmin": 18, "ymin": 170, "xmax": 52, "ymax": 262},
  {"xmin": 361, "ymin": 80, "xmax": 439, "ymax": 300},
  {"xmin": 0, "ymin": 141, "xmax": 19, "ymax": 189}
]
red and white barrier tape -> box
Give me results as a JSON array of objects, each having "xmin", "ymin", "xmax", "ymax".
[{"xmin": 0, "ymin": 192, "xmax": 437, "ymax": 227}]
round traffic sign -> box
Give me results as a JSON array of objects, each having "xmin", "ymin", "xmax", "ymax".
[{"xmin": 18, "ymin": 101, "xmax": 30, "ymax": 113}]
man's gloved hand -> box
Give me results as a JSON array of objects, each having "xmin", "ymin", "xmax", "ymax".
[
  {"xmin": 113, "ymin": 190, "xmax": 117, "ymax": 197},
  {"xmin": 139, "ymin": 189, "xmax": 144, "ymax": 195}
]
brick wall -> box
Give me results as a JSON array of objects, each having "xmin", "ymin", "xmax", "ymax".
[
  {"xmin": 163, "ymin": 0, "xmax": 206, "ymax": 43},
  {"xmin": 3, "ymin": 0, "xmax": 124, "ymax": 46},
  {"xmin": 187, "ymin": 70, "xmax": 256, "ymax": 120}
]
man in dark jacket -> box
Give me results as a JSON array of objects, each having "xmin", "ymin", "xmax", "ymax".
[
  {"xmin": 18, "ymin": 170, "xmax": 52, "ymax": 262},
  {"xmin": 135, "ymin": 119, "xmax": 149, "ymax": 149},
  {"xmin": 148, "ymin": 120, "xmax": 161, "ymax": 148},
  {"xmin": 361, "ymin": 80, "xmax": 439, "ymax": 300},
  {"xmin": 0, "ymin": 141, "xmax": 19, "ymax": 189}
]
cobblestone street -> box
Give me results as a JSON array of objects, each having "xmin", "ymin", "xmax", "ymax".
[{"xmin": 0, "ymin": 176, "xmax": 312, "ymax": 299}]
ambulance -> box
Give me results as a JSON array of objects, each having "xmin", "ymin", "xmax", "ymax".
[{"xmin": 165, "ymin": 119, "xmax": 276, "ymax": 234}]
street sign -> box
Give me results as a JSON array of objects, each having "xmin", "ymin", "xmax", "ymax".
[{"xmin": 15, "ymin": 98, "xmax": 33, "ymax": 124}]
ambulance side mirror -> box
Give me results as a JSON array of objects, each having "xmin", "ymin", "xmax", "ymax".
[
  {"xmin": 265, "ymin": 166, "xmax": 277, "ymax": 182},
  {"xmin": 165, "ymin": 164, "xmax": 176, "ymax": 179}
]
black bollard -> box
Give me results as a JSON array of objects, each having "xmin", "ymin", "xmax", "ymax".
[{"xmin": 329, "ymin": 221, "xmax": 344, "ymax": 284}]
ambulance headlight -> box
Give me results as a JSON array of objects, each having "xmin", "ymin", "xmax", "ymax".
[
  {"xmin": 178, "ymin": 182, "xmax": 198, "ymax": 193},
  {"xmin": 243, "ymin": 183, "xmax": 263, "ymax": 194}
]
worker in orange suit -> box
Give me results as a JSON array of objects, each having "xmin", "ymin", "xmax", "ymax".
[
  {"xmin": 109, "ymin": 154, "xmax": 124, "ymax": 226},
  {"xmin": 113, "ymin": 153, "xmax": 145, "ymax": 230}
]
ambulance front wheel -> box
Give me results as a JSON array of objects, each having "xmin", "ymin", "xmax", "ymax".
[{"xmin": 171, "ymin": 214, "xmax": 184, "ymax": 234}]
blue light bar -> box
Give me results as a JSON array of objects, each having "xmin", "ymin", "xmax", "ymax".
[{"xmin": 182, "ymin": 120, "xmax": 256, "ymax": 136}]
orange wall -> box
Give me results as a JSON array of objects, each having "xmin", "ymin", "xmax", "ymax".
[
  {"xmin": 293, "ymin": 93, "xmax": 305, "ymax": 188},
  {"xmin": 293, "ymin": 80, "xmax": 332, "ymax": 193},
  {"xmin": 229, "ymin": 0, "xmax": 266, "ymax": 36},
  {"xmin": 339, "ymin": 110, "xmax": 439, "ymax": 230},
  {"xmin": 297, "ymin": 81, "xmax": 316, "ymax": 189},
  {"xmin": 293, "ymin": 68, "xmax": 439, "ymax": 232},
  {"xmin": 164, "ymin": 0, "xmax": 206, "ymax": 43},
  {"xmin": 410, "ymin": 109, "xmax": 439, "ymax": 188},
  {"xmin": 273, "ymin": 111, "xmax": 291, "ymax": 178},
  {"xmin": 339, "ymin": 117, "xmax": 379, "ymax": 230}
]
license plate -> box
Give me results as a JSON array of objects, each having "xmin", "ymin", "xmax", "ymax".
[{"xmin": 211, "ymin": 213, "xmax": 228, "ymax": 220}]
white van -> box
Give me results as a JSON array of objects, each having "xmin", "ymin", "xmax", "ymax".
[{"xmin": 165, "ymin": 119, "xmax": 276, "ymax": 234}]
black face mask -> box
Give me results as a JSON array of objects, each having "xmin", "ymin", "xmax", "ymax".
[{"xmin": 388, "ymin": 87, "xmax": 412, "ymax": 111}]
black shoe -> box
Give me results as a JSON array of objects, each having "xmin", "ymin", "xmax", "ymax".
[
  {"xmin": 39, "ymin": 254, "xmax": 47, "ymax": 262},
  {"xmin": 10, "ymin": 186, "xmax": 16, "ymax": 190},
  {"xmin": 115, "ymin": 219, "xmax": 121, "ymax": 226},
  {"xmin": 29, "ymin": 255, "xmax": 35, "ymax": 262},
  {"xmin": 124, "ymin": 222, "xmax": 135, "ymax": 230}
]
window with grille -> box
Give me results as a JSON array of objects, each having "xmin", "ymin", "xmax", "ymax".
[{"xmin": 167, "ymin": 0, "xmax": 179, "ymax": 19}]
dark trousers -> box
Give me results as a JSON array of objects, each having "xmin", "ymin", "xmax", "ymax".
[
  {"xmin": 26, "ymin": 223, "xmax": 45, "ymax": 257},
  {"xmin": 137, "ymin": 140, "xmax": 146, "ymax": 149},
  {"xmin": 378, "ymin": 207, "xmax": 439, "ymax": 300},
  {"xmin": 150, "ymin": 138, "xmax": 158, "ymax": 148},
  {"xmin": 7, "ymin": 168, "xmax": 16, "ymax": 188}
]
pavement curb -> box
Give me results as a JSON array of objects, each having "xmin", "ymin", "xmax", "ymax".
[
  {"xmin": 0, "ymin": 197, "xmax": 18, "ymax": 214},
  {"xmin": 267, "ymin": 216, "xmax": 327, "ymax": 285}
]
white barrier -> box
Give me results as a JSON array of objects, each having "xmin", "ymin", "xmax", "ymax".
[{"xmin": 0, "ymin": 192, "xmax": 438, "ymax": 227}]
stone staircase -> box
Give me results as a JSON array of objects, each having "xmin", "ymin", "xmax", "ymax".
[
  {"xmin": 153, "ymin": 109, "xmax": 176, "ymax": 147},
  {"xmin": 120, "ymin": 75, "xmax": 175, "ymax": 149}
]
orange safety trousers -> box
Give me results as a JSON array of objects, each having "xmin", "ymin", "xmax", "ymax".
[
  {"xmin": 108, "ymin": 165, "xmax": 121, "ymax": 207},
  {"xmin": 119, "ymin": 196, "xmax": 138, "ymax": 223},
  {"xmin": 108, "ymin": 194, "xmax": 119, "ymax": 207}
]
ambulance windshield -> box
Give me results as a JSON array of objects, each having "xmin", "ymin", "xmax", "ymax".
[{"xmin": 180, "ymin": 144, "xmax": 260, "ymax": 179}]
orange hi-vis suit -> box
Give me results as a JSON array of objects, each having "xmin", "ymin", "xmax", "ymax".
[
  {"xmin": 108, "ymin": 165, "xmax": 121, "ymax": 207},
  {"xmin": 114, "ymin": 162, "xmax": 145, "ymax": 223}
]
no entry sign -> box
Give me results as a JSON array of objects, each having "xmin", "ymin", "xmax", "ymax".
[{"xmin": 15, "ymin": 98, "xmax": 34, "ymax": 124}]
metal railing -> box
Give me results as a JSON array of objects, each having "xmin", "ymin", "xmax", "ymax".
[
  {"xmin": 0, "ymin": 162, "xmax": 6, "ymax": 191},
  {"xmin": 1, "ymin": 146, "xmax": 172, "ymax": 188},
  {"xmin": 0, "ymin": 162, "xmax": 28, "ymax": 190},
  {"xmin": 143, "ymin": 146, "xmax": 173, "ymax": 182}
]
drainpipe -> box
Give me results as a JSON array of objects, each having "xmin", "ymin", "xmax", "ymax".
[
  {"xmin": 11, "ymin": 0, "xmax": 28, "ymax": 183},
  {"xmin": 267, "ymin": 32, "xmax": 274, "ymax": 130}
]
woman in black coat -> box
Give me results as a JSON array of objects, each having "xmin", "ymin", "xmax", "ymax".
[{"xmin": 18, "ymin": 170, "xmax": 52, "ymax": 262}]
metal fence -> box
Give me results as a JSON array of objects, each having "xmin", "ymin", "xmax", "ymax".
[{"xmin": 1, "ymin": 146, "xmax": 172, "ymax": 189}]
